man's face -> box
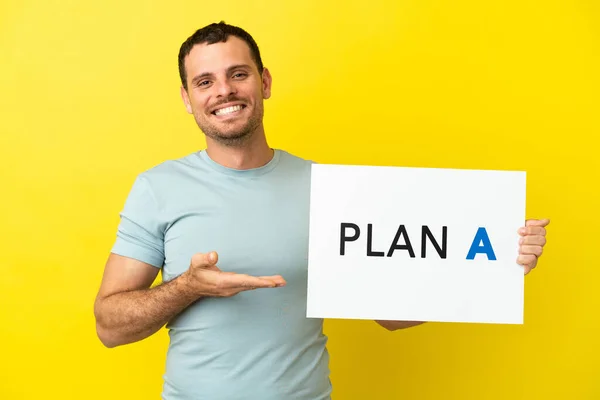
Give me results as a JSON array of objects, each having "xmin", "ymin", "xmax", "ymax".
[{"xmin": 181, "ymin": 36, "xmax": 271, "ymax": 146}]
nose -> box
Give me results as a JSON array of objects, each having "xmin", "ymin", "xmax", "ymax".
[{"xmin": 215, "ymin": 78, "xmax": 237, "ymax": 98}]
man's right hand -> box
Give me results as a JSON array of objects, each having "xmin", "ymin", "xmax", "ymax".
[
  {"xmin": 182, "ymin": 251, "xmax": 286, "ymax": 298},
  {"xmin": 94, "ymin": 251, "xmax": 285, "ymax": 348}
]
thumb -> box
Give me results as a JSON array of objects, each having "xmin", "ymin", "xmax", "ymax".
[
  {"xmin": 526, "ymin": 218, "xmax": 550, "ymax": 227},
  {"xmin": 206, "ymin": 251, "xmax": 218, "ymax": 265},
  {"xmin": 191, "ymin": 251, "xmax": 220, "ymax": 270}
]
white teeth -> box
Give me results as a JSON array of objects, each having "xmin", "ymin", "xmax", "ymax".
[{"xmin": 214, "ymin": 105, "xmax": 243, "ymax": 116}]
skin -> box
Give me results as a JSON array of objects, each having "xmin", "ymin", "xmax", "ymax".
[
  {"xmin": 94, "ymin": 36, "xmax": 551, "ymax": 346},
  {"xmin": 180, "ymin": 36, "xmax": 274, "ymax": 170}
]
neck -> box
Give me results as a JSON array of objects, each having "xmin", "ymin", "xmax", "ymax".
[{"xmin": 204, "ymin": 129, "xmax": 273, "ymax": 170}]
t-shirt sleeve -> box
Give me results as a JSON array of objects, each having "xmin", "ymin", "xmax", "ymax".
[{"xmin": 110, "ymin": 175, "xmax": 165, "ymax": 268}]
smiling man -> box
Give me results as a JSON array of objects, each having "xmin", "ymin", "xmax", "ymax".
[
  {"xmin": 180, "ymin": 34, "xmax": 269, "ymax": 148},
  {"xmin": 93, "ymin": 22, "xmax": 550, "ymax": 400}
]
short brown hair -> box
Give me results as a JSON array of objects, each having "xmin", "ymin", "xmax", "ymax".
[{"xmin": 178, "ymin": 21, "xmax": 264, "ymax": 90}]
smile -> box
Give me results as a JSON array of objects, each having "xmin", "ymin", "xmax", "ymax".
[{"xmin": 213, "ymin": 104, "xmax": 246, "ymax": 116}]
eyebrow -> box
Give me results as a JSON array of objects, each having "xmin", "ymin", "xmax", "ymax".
[{"xmin": 190, "ymin": 64, "xmax": 253, "ymax": 86}]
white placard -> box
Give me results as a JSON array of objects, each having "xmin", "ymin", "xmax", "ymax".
[{"xmin": 307, "ymin": 164, "xmax": 526, "ymax": 324}]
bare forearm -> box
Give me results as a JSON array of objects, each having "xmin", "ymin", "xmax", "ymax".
[
  {"xmin": 376, "ymin": 320, "xmax": 426, "ymax": 331},
  {"xmin": 95, "ymin": 274, "xmax": 199, "ymax": 347}
]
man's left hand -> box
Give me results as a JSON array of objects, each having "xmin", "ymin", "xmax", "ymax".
[{"xmin": 517, "ymin": 218, "xmax": 550, "ymax": 275}]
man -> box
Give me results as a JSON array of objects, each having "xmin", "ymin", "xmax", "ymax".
[{"xmin": 94, "ymin": 21, "xmax": 550, "ymax": 399}]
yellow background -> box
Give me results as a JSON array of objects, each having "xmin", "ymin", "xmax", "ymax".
[{"xmin": 1, "ymin": 0, "xmax": 598, "ymax": 399}]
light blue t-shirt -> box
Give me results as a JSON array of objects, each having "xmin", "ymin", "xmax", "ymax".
[{"xmin": 111, "ymin": 149, "xmax": 331, "ymax": 400}]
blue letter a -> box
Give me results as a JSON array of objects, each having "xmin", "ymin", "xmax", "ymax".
[{"xmin": 466, "ymin": 227, "xmax": 497, "ymax": 260}]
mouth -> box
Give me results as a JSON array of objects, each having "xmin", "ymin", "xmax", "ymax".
[{"xmin": 212, "ymin": 104, "xmax": 246, "ymax": 117}]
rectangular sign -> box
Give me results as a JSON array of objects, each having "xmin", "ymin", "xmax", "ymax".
[{"xmin": 307, "ymin": 164, "xmax": 526, "ymax": 324}]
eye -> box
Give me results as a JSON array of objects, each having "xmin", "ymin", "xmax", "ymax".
[
  {"xmin": 198, "ymin": 80, "xmax": 210, "ymax": 86},
  {"xmin": 233, "ymin": 72, "xmax": 248, "ymax": 79}
]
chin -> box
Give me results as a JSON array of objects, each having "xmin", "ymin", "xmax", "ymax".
[
  {"xmin": 197, "ymin": 116, "xmax": 260, "ymax": 145},
  {"xmin": 208, "ymin": 130, "xmax": 253, "ymax": 146}
]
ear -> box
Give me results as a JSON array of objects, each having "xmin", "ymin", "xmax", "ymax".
[
  {"xmin": 180, "ymin": 86, "xmax": 193, "ymax": 114},
  {"xmin": 262, "ymin": 67, "xmax": 272, "ymax": 100}
]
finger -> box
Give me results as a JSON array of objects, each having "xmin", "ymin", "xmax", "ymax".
[
  {"xmin": 519, "ymin": 245, "xmax": 543, "ymax": 257},
  {"xmin": 191, "ymin": 251, "xmax": 220, "ymax": 269},
  {"xmin": 207, "ymin": 251, "xmax": 218, "ymax": 264},
  {"xmin": 526, "ymin": 218, "xmax": 550, "ymax": 227},
  {"xmin": 257, "ymin": 275, "xmax": 287, "ymax": 286},
  {"xmin": 519, "ymin": 235, "xmax": 547, "ymax": 246},
  {"xmin": 219, "ymin": 273, "xmax": 283, "ymax": 290},
  {"xmin": 214, "ymin": 271, "xmax": 287, "ymax": 288},
  {"xmin": 517, "ymin": 254, "xmax": 537, "ymax": 270},
  {"xmin": 518, "ymin": 226, "xmax": 546, "ymax": 236}
]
